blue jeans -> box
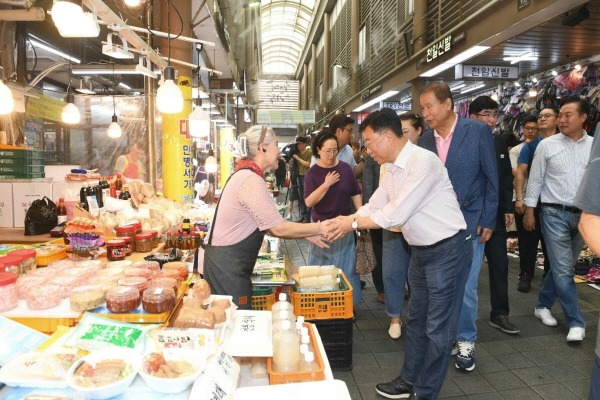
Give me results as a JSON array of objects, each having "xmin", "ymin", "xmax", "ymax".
[
  {"xmin": 382, "ymin": 230, "xmax": 410, "ymax": 318},
  {"xmin": 536, "ymin": 206, "xmax": 585, "ymax": 328},
  {"xmin": 456, "ymin": 238, "xmax": 484, "ymax": 342},
  {"xmin": 400, "ymin": 231, "xmax": 469, "ymax": 400},
  {"xmin": 308, "ymin": 232, "xmax": 361, "ymax": 304}
]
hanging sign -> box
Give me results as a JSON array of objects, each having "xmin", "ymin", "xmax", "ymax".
[
  {"xmin": 426, "ymin": 35, "xmax": 452, "ymax": 63},
  {"xmin": 381, "ymin": 101, "xmax": 411, "ymax": 111},
  {"xmin": 256, "ymin": 109, "xmax": 315, "ymax": 124},
  {"xmin": 456, "ymin": 65, "xmax": 519, "ymax": 79},
  {"xmin": 518, "ymin": 0, "xmax": 530, "ymax": 11}
]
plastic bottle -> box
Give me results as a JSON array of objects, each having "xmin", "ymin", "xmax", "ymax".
[
  {"xmin": 56, "ymin": 198, "xmax": 67, "ymax": 225},
  {"xmin": 298, "ymin": 351, "xmax": 319, "ymax": 372},
  {"xmin": 272, "ymin": 319, "xmax": 300, "ymax": 372},
  {"xmin": 272, "ymin": 309, "xmax": 296, "ymax": 330},
  {"xmin": 301, "ymin": 332, "xmax": 313, "ymax": 354},
  {"xmin": 272, "ymin": 292, "xmax": 294, "ymax": 314},
  {"xmin": 295, "ymin": 315, "xmax": 305, "ymax": 334}
]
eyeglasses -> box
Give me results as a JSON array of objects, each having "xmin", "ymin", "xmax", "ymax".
[
  {"xmin": 343, "ymin": 127, "xmax": 353, "ymax": 135},
  {"xmin": 537, "ymin": 113, "xmax": 556, "ymax": 120},
  {"xmin": 321, "ymin": 147, "xmax": 339, "ymax": 156},
  {"xmin": 364, "ymin": 133, "xmax": 387, "ymax": 150},
  {"xmin": 476, "ymin": 112, "xmax": 498, "ymax": 119},
  {"xmin": 523, "ymin": 126, "xmax": 539, "ymax": 132}
]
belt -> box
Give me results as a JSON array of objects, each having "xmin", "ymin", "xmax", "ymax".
[
  {"xmin": 413, "ymin": 230, "xmax": 464, "ymax": 249},
  {"xmin": 541, "ymin": 203, "xmax": 581, "ymax": 214}
]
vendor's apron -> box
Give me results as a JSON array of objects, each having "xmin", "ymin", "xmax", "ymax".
[{"xmin": 202, "ymin": 170, "xmax": 265, "ymax": 310}]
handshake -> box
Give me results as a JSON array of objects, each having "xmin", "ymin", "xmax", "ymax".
[{"xmin": 306, "ymin": 215, "xmax": 357, "ymax": 248}]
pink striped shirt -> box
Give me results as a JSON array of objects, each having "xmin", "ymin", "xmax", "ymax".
[{"xmin": 433, "ymin": 113, "xmax": 458, "ymax": 165}]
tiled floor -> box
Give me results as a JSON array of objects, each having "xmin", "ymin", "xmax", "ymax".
[{"xmin": 279, "ymin": 207, "xmax": 599, "ymax": 400}]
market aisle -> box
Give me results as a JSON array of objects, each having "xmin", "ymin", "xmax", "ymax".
[{"xmin": 281, "ymin": 236, "xmax": 600, "ymax": 400}]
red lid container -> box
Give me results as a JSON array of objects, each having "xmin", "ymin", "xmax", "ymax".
[
  {"xmin": 7, "ymin": 249, "xmax": 36, "ymax": 260},
  {"xmin": 0, "ymin": 256, "xmax": 21, "ymax": 268},
  {"xmin": 134, "ymin": 233, "xmax": 153, "ymax": 241},
  {"xmin": 116, "ymin": 225, "xmax": 136, "ymax": 235},
  {"xmin": 0, "ymin": 271, "xmax": 18, "ymax": 286}
]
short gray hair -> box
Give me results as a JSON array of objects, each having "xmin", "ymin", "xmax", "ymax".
[{"xmin": 238, "ymin": 125, "xmax": 276, "ymax": 159}]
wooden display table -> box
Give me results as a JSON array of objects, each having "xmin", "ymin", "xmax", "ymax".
[{"xmin": 0, "ymin": 228, "xmax": 53, "ymax": 244}]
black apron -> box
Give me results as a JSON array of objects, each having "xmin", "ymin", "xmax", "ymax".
[{"xmin": 202, "ymin": 170, "xmax": 265, "ymax": 310}]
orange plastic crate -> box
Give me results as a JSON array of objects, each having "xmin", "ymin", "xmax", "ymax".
[
  {"xmin": 290, "ymin": 272, "xmax": 353, "ymax": 320},
  {"xmin": 266, "ymin": 322, "xmax": 325, "ymax": 384},
  {"xmin": 252, "ymin": 293, "xmax": 276, "ymax": 311}
]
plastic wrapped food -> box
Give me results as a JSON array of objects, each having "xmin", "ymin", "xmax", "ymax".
[
  {"xmin": 172, "ymin": 307, "xmax": 215, "ymax": 329},
  {"xmin": 106, "ymin": 286, "xmax": 140, "ymax": 313},
  {"xmin": 142, "ymin": 287, "xmax": 176, "ymax": 314},
  {"xmin": 26, "ymin": 284, "xmax": 62, "ymax": 310},
  {"xmin": 70, "ymin": 285, "xmax": 105, "ymax": 311},
  {"xmin": 192, "ymin": 279, "xmax": 211, "ymax": 301},
  {"xmin": 0, "ymin": 272, "xmax": 18, "ymax": 312},
  {"xmin": 207, "ymin": 306, "xmax": 226, "ymax": 324}
]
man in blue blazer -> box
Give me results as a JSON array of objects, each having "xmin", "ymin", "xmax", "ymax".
[{"xmin": 418, "ymin": 82, "xmax": 498, "ymax": 372}]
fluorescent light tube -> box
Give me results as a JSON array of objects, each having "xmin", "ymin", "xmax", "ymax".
[
  {"xmin": 353, "ymin": 90, "xmax": 399, "ymax": 112},
  {"xmin": 29, "ymin": 37, "xmax": 81, "ymax": 63},
  {"xmin": 460, "ymin": 83, "xmax": 485, "ymax": 94},
  {"xmin": 420, "ymin": 46, "xmax": 489, "ymax": 77}
]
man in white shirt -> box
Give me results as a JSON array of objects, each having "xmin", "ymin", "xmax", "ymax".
[
  {"xmin": 524, "ymin": 96, "xmax": 593, "ymax": 342},
  {"xmin": 327, "ymin": 109, "xmax": 468, "ymax": 400}
]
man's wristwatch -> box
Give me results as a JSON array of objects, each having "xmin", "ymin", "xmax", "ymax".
[{"xmin": 351, "ymin": 217, "xmax": 359, "ymax": 231}]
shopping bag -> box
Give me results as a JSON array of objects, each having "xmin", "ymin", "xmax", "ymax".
[{"xmin": 355, "ymin": 231, "xmax": 376, "ymax": 275}]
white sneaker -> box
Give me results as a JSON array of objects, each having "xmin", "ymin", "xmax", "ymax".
[
  {"xmin": 534, "ymin": 308, "xmax": 557, "ymax": 326},
  {"xmin": 566, "ymin": 327, "xmax": 585, "ymax": 342},
  {"xmin": 388, "ymin": 321, "xmax": 402, "ymax": 339}
]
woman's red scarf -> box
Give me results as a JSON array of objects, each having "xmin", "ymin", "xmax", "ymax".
[{"xmin": 234, "ymin": 159, "xmax": 264, "ymax": 179}]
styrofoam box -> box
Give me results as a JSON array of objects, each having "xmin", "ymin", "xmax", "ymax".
[
  {"xmin": 12, "ymin": 181, "xmax": 53, "ymax": 228},
  {"xmin": 0, "ymin": 182, "xmax": 13, "ymax": 227}
]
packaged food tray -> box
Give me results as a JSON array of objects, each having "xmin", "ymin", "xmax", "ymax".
[{"xmin": 290, "ymin": 272, "xmax": 353, "ymax": 319}]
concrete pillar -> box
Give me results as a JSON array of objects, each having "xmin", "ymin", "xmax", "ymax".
[
  {"xmin": 323, "ymin": 12, "xmax": 331, "ymax": 107},
  {"xmin": 350, "ymin": 0, "xmax": 359, "ymax": 95}
]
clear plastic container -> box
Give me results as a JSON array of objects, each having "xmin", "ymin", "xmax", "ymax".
[
  {"xmin": 123, "ymin": 267, "xmax": 152, "ymax": 279},
  {"xmin": 0, "ymin": 272, "xmax": 18, "ymax": 312},
  {"xmin": 162, "ymin": 262, "xmax": 189, "ymax": 282},
  {"xmin": 118, "ymin": 276, "xmax": 149, "ymax": 296},
  {"xmin": 70, "ymin": 285, "xmax": 105, "ymax": 311},
  {"xmin": 47, "ymin": 274, "xmax": 81, "ymax": 298},
  {"xmin": 26, "ymin": 284, "xmax": 62, "ymax": 310},
  {"xmin": 17, "ymin": 275, "xmax": 47, "ymax": 299},
  {"xmin": 147, "ymin": 276, "xmax": 178, "ymax": 296},
  {"xmin": 153, "ymin": 268, "xmax": 180, "ymax": 282},
  {"xmin": 0, "ymin": 255, "xmax": 22, "ymax": 275},
  {"xmin": 132, "ymin": 260, "xmax": 160, "ymax": 272},
  {"xmin": 7, "ymin": 249, "xmax": 37, "ymax": 274},
  {"xmin": 142, "ymin": 287, "xmax": 176, "ymax": 314},
  {"xmin": 106, "ymin": 286, "xmax": 140, "ymax": 313}
]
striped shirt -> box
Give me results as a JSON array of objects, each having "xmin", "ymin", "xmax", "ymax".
[{"xmin": 524, "ymin": 132, "xmax": 593, "ymax": 208}]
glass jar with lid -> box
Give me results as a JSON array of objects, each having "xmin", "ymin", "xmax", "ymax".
[
  {"xmin": 134, "ymin": 233, "xmax": 153, "ymax": 253},
  {"xmin": 0, "ymin": 256, "xmax": 22, "ymax": 275},
  {"xmin": 116, "ymin": 225, "xmax": 136, "ymax": 240}
]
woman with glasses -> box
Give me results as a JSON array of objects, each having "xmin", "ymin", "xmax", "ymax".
[
  {"xmin": 203, "ymin": 125, "xmax": 334, "ymax": 309},
  {"xmin": 304, "ymin": 130, "xmax": 363, "ymax": 304}
]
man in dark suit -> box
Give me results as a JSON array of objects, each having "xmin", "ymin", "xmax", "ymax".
[
  {"xmin": 418, "ymin": 82, "xmax": 498, "ymax": 373},
  {"xmin": 469, "ymin": 96, "xmax": 519, "ymax": 336}
]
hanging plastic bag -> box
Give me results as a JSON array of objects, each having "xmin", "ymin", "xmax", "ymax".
[{"xmin": 24, "ymin": 196, "xmax": 58, "ymax": 235}]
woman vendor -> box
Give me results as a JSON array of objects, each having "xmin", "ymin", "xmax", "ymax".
[{"xmin": 203, "ymin": 125, "xmax": 334, "ymax": 309}]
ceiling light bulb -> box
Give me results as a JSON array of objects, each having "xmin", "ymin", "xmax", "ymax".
[
  {"xmin": 189, "ymin": 107, "xmax": 211, "ymax": 138},
  {"xmin": 0, "ymin": 79, "xmax": 14, "ymax": 115},
  {"xmin": 575, "ymin": 64, "xmax": 582, "ymax": 71},
  {"xmin": 205, "ymin": 155, "xmax": 218, "ymax": 173},
  {"xmin": 124, "ymin": 0, "xmax": 142, "ymax": 6},
  {"xmin": 528, "ymin": 89, "xmax": 538, "ymax": 98},
  {"xmin": 552, "ymin": 70, "xmax": 558, "ymax": 76},
  {"xmin": 156, "ymin": 66, "xmax": 183, "ymax": 114},
  {"xmin": 62, "ymin": 102, "xmax": 80, "ymax": 124},
  {"xmin": 108, "ymin": 115, "xmax": 122, "ymax": 138},
  {"xmin": 51, "ymin": 0, "xmax": 84, "ymax": 22}
]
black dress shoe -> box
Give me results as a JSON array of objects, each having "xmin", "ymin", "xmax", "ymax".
[
  {"xmin": 517, "ymin": 275, "xmax": 532, "ymax": 293},
  {"xmin": 360, "ymin": 280, "xmax": 366, "ymax": 289},
  {"xmin": 375, "ymin": 376, "xmax": 413, "ymax": 399}
]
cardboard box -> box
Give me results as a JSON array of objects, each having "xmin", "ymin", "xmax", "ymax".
[
  {"xmin": 0, "ymin": 182, "xmax": 13, "ymax": 227},
  {"xmin": 12, "ymin": 181, "xmax": 53, "ymax": 228}
]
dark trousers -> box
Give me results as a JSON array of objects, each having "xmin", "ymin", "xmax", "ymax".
[
  {"xmin": 484, "ymin": 227, "xmax": 509, "ymax": 318},
  {"xmin": 371, "ymin": 228, "xmax": 384, "ymax": 294},
  {"xmin": 514, "ymin": 205, "xmax": 550, "ymax": 277},
  {"xmin": 297, "ymin": 175, "xmax": 310, "ymax": 222}
]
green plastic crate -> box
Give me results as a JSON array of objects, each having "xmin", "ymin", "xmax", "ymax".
[
  {"xmin": 0, "ymin": 165, "xmax": 45, "ymax": 173},
  {"xmin": 0, "ymin": 157, "xmax": 45, "ymax": 166}
]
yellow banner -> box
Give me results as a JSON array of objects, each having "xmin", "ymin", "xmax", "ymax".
[
  {"xmin": 161, "ymin": 76, "xmax": 194, "ymax": 203},
  {"xmin": 26, "ymin": 95, "xmax": 65, "ymax": 122}
]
